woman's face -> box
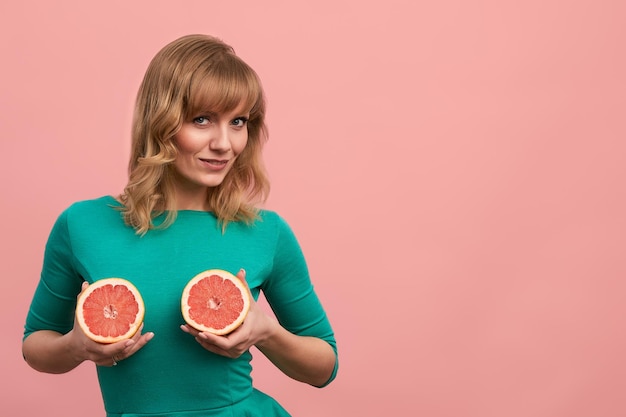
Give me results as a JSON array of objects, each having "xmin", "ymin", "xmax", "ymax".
[{"xmin": 172, "ymin": 106, "xmax": 249, "ymax": 203}]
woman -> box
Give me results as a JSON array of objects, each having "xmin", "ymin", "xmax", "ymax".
[{"xmin": 22, "ymin": 34, "xmax": 338, "ymax": 416}]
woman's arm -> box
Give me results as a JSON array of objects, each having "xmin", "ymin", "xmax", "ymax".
[
  {"xmin": 180, "ymin": 214, "xmax": 339, "ymax": 386},
  {"xmin": 23, "ymin": 323, "xmax": 153, "ymax": 374},
  {"xmin": 23, "ymin": 283, "xmax": 154, "ymax": 373},
  {"xmin": 180, "ymin": 269, "xmax": 337, "ymax": 387},
  {"xmin": 23, "ymin": 329, "xmax": 86, "ymax": 374},
  {"xmin": 182, "ymin": 285, "xmax": 336, "ymax": 387},
  {"xmin": 254, "ymin": 318, "xmax": 336, "ymax": 387}
]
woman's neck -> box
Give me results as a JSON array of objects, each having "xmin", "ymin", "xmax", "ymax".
[{"xmin": 174, "ymin": 189, "xmax": 211, "ymax": 211}]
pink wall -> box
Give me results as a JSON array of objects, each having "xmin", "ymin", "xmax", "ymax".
[{"xmin": 2, "ymin": 1, "xmax": 625, "ymax": 416}]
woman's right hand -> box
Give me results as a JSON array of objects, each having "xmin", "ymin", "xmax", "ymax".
[
  {"xmin": 23, "ymin": 281, "xmax": 154, "ymax": 373},
  {"xmin": 69, "ymin": 281, "xmax": 154, "ymax": 367}
]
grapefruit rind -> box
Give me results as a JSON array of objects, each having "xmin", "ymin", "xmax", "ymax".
[
  {"xmin": 75, "ymin": 278, "xmax": 145, "ymax": 344},
  {"xmin": 181, "ymin": 269, "xmax": 251, "ymax": 335}
]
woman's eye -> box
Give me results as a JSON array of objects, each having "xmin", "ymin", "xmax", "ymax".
[
  {"xmin": 232, "ymin": 117, "xmax": 249, "ymax": 127},
  {"xmin": 193, "ymin": 116, "xmax": 210, "ymax": 125}
]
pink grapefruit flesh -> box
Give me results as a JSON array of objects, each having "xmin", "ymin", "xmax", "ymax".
[
  {"xmin": 76, "ymin": 278, "xmax": 145, "ymax": 344},
  {"xmin": 181, "ymin": 269, "xmax": 251, "ymax": 335}
]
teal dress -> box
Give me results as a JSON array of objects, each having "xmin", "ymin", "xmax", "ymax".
[{"xmin": 24, "ymin": 196, "xmax": 338, "ymax": 416}]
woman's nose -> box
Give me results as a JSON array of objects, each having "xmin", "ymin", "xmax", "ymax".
[{"xmin": 208, "ymin": 124, "xmax": 231, "ymax": 151}]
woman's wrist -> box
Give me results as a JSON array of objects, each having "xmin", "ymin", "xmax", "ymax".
[
  {"xmin": 64, "ymin": 329, "xmax": 87, "ymax": 366},
  {"xmin": 254, "ymin": 313, "xmax": 281, "ymax": 350}
]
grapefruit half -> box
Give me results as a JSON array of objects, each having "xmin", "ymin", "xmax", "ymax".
[
  {"xmin": 181, "ymin": 269, "xmax": 251, "ymax": 335},
  {"xmin": 76, "ymin": 278, "xmax": 145, "ymax": 344}
]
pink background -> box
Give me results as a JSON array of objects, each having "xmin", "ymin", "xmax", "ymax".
[{"xmin": 1, "ymin": 1, "xmax": 625, "ymax": 416}]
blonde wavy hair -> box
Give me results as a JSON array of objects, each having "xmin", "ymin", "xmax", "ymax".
[{"xmin": 119, "ymin": 34, "xmax": 270, "ymax": 234}]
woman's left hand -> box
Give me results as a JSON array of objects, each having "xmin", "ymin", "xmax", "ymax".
[{"xmin": 180, "ymin": 269, "xmax": 276, "ymax": 358}]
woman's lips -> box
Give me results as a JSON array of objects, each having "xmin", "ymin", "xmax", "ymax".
[{"xmin": 199, "ymin": 158, "xmax": 228, "ymax": 170}]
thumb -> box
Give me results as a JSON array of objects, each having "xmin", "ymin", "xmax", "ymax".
[
  {"xmin": 236, "ymin": 268, "xmax": 247, "ymax": 284},
  {"xmin": 235, "ymin": 269, "xmax": 253, "ymax": 297}
]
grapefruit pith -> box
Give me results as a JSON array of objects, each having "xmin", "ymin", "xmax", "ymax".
[
  {"xmin": 181, "ymin": 269, "xmax": 251, "ymax": 335},
  {"xmin": 76, "ymin": 278, "xmax": 145, "ymax": 344}
]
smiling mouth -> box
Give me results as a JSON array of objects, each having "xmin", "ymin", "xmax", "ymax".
[{"xmin": 200, "ymin": 158, "xmax": 228, "ymax": 165}]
